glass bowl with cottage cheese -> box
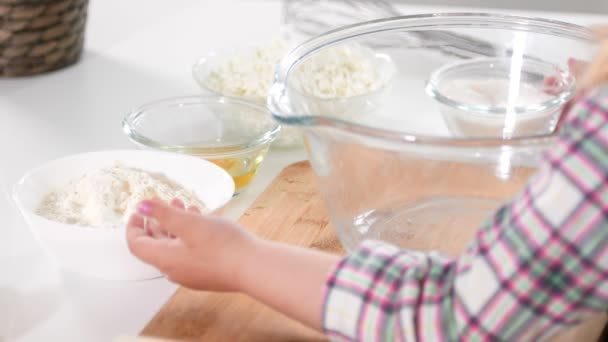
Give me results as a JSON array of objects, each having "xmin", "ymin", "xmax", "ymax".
[
  {"xmin": 286, "ymin": 43, "xmax": 397, "ymax": 121},
  {"xmin": 192, "ymin": 39, "xmax": 396, "ymax": 148},
  {"xmin": 426, "ymin": 57, "xmax": 575, "ymax": 138},
  {"xmin": 192, "ymin": 40, "xmax": 303, "ymax": 148},
  {"xmin": 193, "ymin": 40, "xmax": 289, "ymax": 103},
  {"xmin": 12, "ymin": 150, "xmax": 234, "ymax": 280}
]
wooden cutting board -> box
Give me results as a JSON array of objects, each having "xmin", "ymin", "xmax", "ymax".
[{"xmin": 141, "ymin": 161, "xmax": 606, "ymax": 341}]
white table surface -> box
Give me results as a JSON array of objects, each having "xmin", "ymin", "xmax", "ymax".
[{"xmin": 0, "ymin": 1, "xmax": 606, "ymax": 341}]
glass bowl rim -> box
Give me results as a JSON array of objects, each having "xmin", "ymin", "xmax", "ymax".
[
  {"xmin": 122, "ymin": 95, "xmax": 281, "ymax": 157},
  {"xmin": 268, "ymin": 12, "xmax": 597, "ymax": 148}
]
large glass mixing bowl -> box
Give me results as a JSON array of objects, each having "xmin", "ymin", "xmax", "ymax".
[{"xmin": 268, "ymin": 14, "xmax": 598, "ymax": 253}]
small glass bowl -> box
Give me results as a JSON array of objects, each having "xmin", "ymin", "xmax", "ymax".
[
  {"xmin": 287, "ymin": 48, "xmax": 397, "ymax": 121},
  {"xmin": 426, "ymin": 57, "xmax": 575, "ymax": 138},
  {"xmin": 193, "ymin": 50, "xmax": 304, "ymax": 149},
  {"xmin": 122, "ymin": 95, "xmax": 280, "ymax": 195},
  {"xmin": 192, "ymin": 50, "xmax": 267, "ymax": 103}
]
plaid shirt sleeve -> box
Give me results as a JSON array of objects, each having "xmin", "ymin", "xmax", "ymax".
[{"xmin": 322, "ymin": 86, "xmax": 608, "ymax": 341}]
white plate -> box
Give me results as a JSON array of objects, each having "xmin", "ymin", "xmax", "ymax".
[{"xmin": 13, "ymin": 150, "xmax": 235, "ymax": 281}]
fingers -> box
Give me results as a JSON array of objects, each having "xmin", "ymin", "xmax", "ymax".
[
  {"xmin": 127, "ymin": 213, "xmax": 145, "ymax": 230},
  {"xmin": 171, "ymin": 198, "xmax": 185, "ymax": 210},
  {"xmin": 171, "ymin": 198, "xmax": 202, "ymax": 215},
  {"xmin": 544, "ymin": 76, "xmax": 558, "ymax": 87},
  {"xmin": 188, "ymin": 206, "xmax": 202, "ymax": 215},
  {"xmin": 129, "ymin": 211, "xmax": 166, "ymax": 238},
  {"xmin": 568, "ymin": 58, "xmax": 588, "ymax": 78},
  {"xmin": 543, "ymin": 58, "xmax": 589, "ymax": 96},
  {"xmin": 137, "ymin": 199, "xmax": 205, "ymax": 241},
  {"xmin": 544, "ymin": 76, "xmax": 565, "ymax": 95},
  {"xmin": 169, "ymin": 199, "xmax": 187, "ymax": 239},
  {"xmin": 590, "ymin": 25, "xmax": 608, "ymax": 39},
  {"xmin": 126, "ymin": 214, "xmax": 175, "ymax": 268}
]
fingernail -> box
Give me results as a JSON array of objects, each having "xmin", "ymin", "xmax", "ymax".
[{"xmin": 138, "ymin": 200, "xmax": 153, "ymax": 216}]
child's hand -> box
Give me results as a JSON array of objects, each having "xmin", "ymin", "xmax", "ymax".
[
  {"xmin": 126, "ymin": 198, "xmax": 257, "ymax": 292},
  {"xmin": 545, "ymin": 58, "xmax": 591, "ymax": 128},
  {"xmin": 127, "ymin": 198, "xmax": 339, "ymax": 330},
  {"xmin": 544, "ymin": 58, "xmax": 588, "ymax": 95}
]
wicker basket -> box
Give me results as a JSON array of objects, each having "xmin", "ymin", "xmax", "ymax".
[{"xmin": 0, "ymin": 0, "xmax": 88, "ymax": 77}]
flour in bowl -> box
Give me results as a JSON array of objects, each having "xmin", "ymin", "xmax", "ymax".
[{"xmin": 37, "ymin": 163, "xmax": 206, "ymax": 228}]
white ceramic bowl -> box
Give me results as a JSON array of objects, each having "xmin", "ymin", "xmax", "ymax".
[{"xmin": 13, "ymin": 150, "xmax": 235, "ymax": 280}]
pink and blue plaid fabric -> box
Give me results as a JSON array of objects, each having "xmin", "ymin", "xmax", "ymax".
[{"xmin": 323, "ymin": 86, "xmax": 608, "ymax": 341}]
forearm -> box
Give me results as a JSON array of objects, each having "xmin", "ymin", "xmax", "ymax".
[{"xmin": 239, "ymin": 239, "xmax": 340, "ymax": 331}]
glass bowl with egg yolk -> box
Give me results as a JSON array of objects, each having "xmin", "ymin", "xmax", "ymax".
[{"xmin": 122, "ymin": 95, "xmax": 280, "ymax": 195}]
